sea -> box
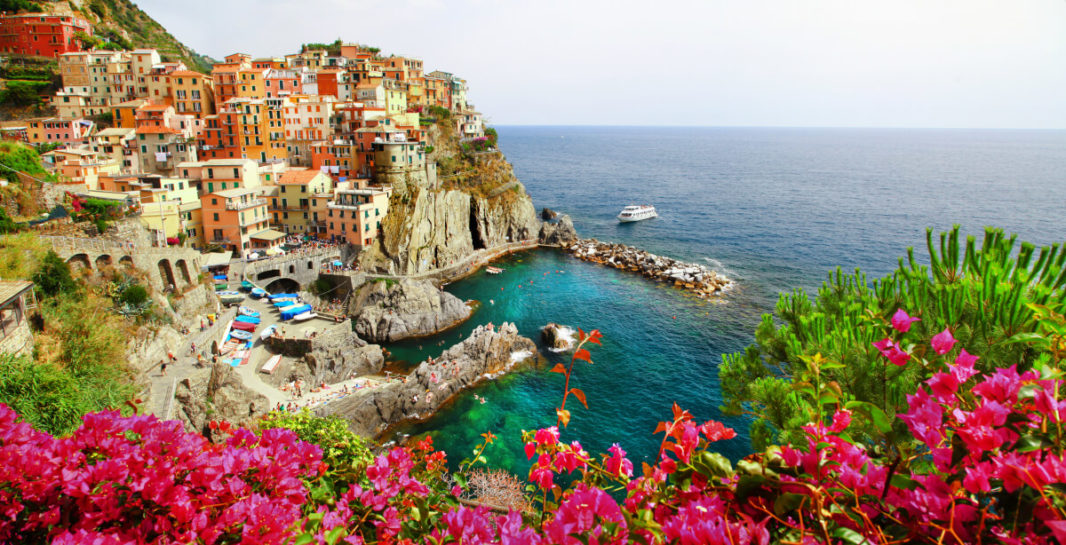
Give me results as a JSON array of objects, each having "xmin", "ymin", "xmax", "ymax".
[{"xmin": 389, "ymin": 126, "xmax": 1066, "ymax": 475}]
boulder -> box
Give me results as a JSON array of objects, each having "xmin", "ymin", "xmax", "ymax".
[
  {"xmin": 173, "ymin": 363, "xmax": 270, "ymax": 437},
  {"xmin": 353, "ymin": 279, "xmax": 472, "ymax": 342},
  {"xmin": 320, "ymin": 322, "xmax": 537, "ymax": 437},
  {"xmin": 541, "ymin": 207, "xmax": 558, "ymax": 220},
  {"xmin": 539, "ymin": 214, "xmax": 579, "ymax": 247},
  {"xmin": 541, "ymin": 323, "xmax": 575, "ymax": 351},
  {"xmin": 263, "ymin": 326, "xmax": 385, "ymax": 389}
]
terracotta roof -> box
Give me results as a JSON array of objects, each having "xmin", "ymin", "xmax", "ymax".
[
  {"xmin": 136, "ymin": 126, "xmax": 181, "ymax": 134},
  {"xmin": 278, "ymin": 169, "xmax": 322, "ymax": 185},
  {"xmin": 138, "ymin": 103, "xmax": 170, "ymax": 111},
  {"xmin": 170, "ymin": 70, "xmax": 206, "ymax": 77},
  {"xmin": 0, "ymin": 281, "xmax": 33, "ymax": 306}
]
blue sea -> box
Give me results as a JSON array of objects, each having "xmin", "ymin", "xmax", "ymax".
[{"xmin": 392, "ymin": 126, "xmax": 1066, "ymax": 475}]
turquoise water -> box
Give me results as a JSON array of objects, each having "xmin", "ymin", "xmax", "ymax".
[{"xmin": 388, "ymin": 127, "xmax": 1066, "ymax": 476}]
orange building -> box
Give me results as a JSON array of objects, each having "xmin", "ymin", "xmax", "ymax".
[
  {"xmin": 326, "ymin": 185, "xmax": 391, "ymax": 247},
  {"xmin": 200, "ymin": 187, "xmax": 278, "ymax": 257},
  {"xmin": 201, "ymin": 98, "xmax": 285, "ymax": 162}
]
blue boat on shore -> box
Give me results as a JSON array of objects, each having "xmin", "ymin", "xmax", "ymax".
[
  {"xmin": 280, "ymin": 304, "xmax": 313, "ymax": 321},
  {"xmin": 250, "ymin": 288, "xmax": 267, "ymax": 298},
  {"xmin": 268, "ymin": 292, "xmax": 298, "ymax": 301},
  {"xmin": 235, "ymin": 315, "xmax": 261, "ymax": 325}
]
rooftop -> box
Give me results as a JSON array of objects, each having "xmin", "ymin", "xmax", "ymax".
[
  {"xmin": 95, "ymin": 128, "xmax": 135, "ymax": 137},
  {"xmin": 249, "ymin": 229, "xmax": 285, "ymax": 241},
  {"xmin": 0, "ymin": 281, "xmax": 33, "ymax": 305},
  {"xmin": 278, "ymin": 169, "xmax": 323, "ymax": 185},
  {"xmin": 214, "ymin": 187, "xmax": 260, "ymax": 198}
]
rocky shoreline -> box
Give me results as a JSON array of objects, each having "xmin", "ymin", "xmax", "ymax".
[
  {"xmin": 565, "ymin": 238, "xmax": 732, "ymax": 297},
  {"xmin": 318, "ymin": 323, "xmax": 537, "ymax": 437}
]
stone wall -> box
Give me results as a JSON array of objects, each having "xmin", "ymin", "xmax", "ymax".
[
  {"xmin": 0, "ymin": 321, "xmax": 34, "ymax": 357},
  {"xmin": 264, "ymin": 336, "xmax": 314, "ymax": 358}
]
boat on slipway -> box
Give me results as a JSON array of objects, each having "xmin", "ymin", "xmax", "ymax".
[{"xmin": 617, "ymin": 205, "xmax": 658, "ymax": 222}]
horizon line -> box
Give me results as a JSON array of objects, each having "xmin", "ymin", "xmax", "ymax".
[{"xmin": 488, "ymin": 123, "xmax": 1066, "ymax": 131}]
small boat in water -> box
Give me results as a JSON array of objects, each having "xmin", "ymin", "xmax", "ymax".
[
  {"xmin": 617, "ymin": 205, "xmax": 657, "ymax": 222},
  {"xmin": 486, "ymin": 266, "xmax": 504, "ymax": 275}
]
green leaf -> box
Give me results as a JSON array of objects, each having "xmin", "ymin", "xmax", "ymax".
[
  {"xmin": 833, "ymin": 526, "xmax": 872, "ymax": 544},
  {"xmin": 410, "ymin": 506, "xmax": 422, "ymax": 521},
  {"xmin": 324, "ymin": 527, "xmax": 345, "ymax": 545},
  {"xmin": 293, "ymin": 534, "xmax": 315, "ymax": 545},
  {"xmin": 773, "ymin": 492, "xmax": 806, "ymax": 515},
  {"xmin": 889, "ymin": 473, "xmax": 919, "ymax": 490}
]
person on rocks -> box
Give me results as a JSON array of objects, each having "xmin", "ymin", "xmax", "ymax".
[{"xmin": 159, "ymin": 360, "xmax": 167, "ymax": 376}]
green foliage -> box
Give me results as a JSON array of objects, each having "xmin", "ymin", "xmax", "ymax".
[
  {"xmin": 484, "ymin": 127, "xmax": 498, "ymax": 147},
  {"xmin": 0, "ymin": 208, "xmax": 22, "ymax": 234},
  {"xmin": 0, "ymin": 80, "xmax": 49, "ymax": 107},
  {"xmin": 118, "ymin": 284, "xmax": 147, "ymax": 306},
  {"xmin": 0, "ymin": 0, "xmax": 40, "ymax": 13},
  {"xmin": 0, "ymin": 141, "xmax": 47, "ymax": 182},
  {"xmin": 301, "ymin": 38, "xmax": 343, "ymax": 56},
  {"xmin": 427, "ymin": 105, "xmax": 452, "ymax": 120},
  {"xmin": 0, "ymin": 233, "xmax": 48, "ymax": 279},
  {"xmin": 88, "ymin": 0, "xmax": 107, "ymax": 18},
  {"xmin": 720, "ymin": 226, "xmax": 1066, "ymax": 449},
  {"xmin": 32, "ymin": 251, "xmax": 76, "ymax": 298},
  {"xmin": 261, "ymin": 409, "xmax": 375, "ymax": 484}
]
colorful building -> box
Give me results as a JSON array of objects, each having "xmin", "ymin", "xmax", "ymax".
[
  {"xmin": 0, "ymin": 13, "xmax": 91, "ymax": 57},
  {"xmin": 200, "ymin": 187, "xmax": 273, "ymax": 257},
  {"xmin": 270, "ymin": 169, "xmax": 333, "ymax": 235},
  {"xmin": 26, "ymin": 117, "xmax": 94, "ymax": 145},
  {"xmin": 326, "ymin": 185, "xmax": 391, "ymax": 247},
  {"xmin": 168, "ymin": 70, "xmax": 215, "ymax": 117}
]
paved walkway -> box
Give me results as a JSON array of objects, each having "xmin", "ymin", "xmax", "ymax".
[
  {"xmin": 361, "ymin": 240, "xmax": 539, "ymax": 284},
  {"xmin": 146, "ymin": 305, "xmax": 236, "ymax": 418}
]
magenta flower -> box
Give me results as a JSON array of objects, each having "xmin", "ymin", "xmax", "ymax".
[
  {"xmin": 931, "ymin": 328, "xmax": 957, "ymax": 355},
  {"xmin": 891, "ymin": 309, "xmax": 921, "ymax": 333},
  {"xmin": 873, "ymin": 337, "xmax": 911, "ymax": 366}
]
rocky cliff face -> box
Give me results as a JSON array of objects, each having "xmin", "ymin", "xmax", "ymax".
[
  {"xmin": 353, "ymin": 279, "xmax": 472, "ymax": 342},
  {"xmin": 173, "ymin": 363, "xmax": 270, "ymax": 435},
  {"xmin": 263, "ymin": 326, "xmax": 385, "ymax": 389},
  {"xmin": 320, "ymin": 323, "xmax": 537, "ymax": 437},
  {"xmin": 359, "ymin": 144, "xmax": 540, "ymax": 275}
]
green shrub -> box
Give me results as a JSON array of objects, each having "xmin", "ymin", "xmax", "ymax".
[
  {"xmin": 118, "ymin": 284, "xmax": 148, "ymax": 307},
  {"xmin": 260, "ymin": 409, "xmax": 375, "ymax": 485},
  {"xmin": 32, "ymin": 251, "xmax": 76, "ymax": 298},
  {"xmin": 720, "ymin": 226, "xmax": 1066, "ymax": 449}
]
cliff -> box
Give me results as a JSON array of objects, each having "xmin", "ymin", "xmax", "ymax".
[
  {"xmin": 173, "ymin": 363, "xmax": 270, "ymax": 436},
  {"xmin": 353, "ymin": 278, "xmax": 472, "ymax": 342},
  {"xmin": 359, "ymin": 123, "xmax": 540, "ymax": 275},
  {"xmin": 319, "ymin": 323, "xmax": 537, "ymax": 437}
]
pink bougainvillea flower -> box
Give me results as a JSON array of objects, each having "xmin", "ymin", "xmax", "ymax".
[
  {"xmin": 891, "ymin": 309, "xmax": 921, "ymax": 333},
  {"xmin": 874, "ymin": 337, "xmax": 911, "ymax": 366},
  {"xmin": 605, "ymin": 443, "xmax": 634, "ymax": 478},
  {"xmin": 829, "ymin": 410, "xmax": 852, "ymax": 433},
  {"xmin": 955, "ymin": 349, "xmax": 979, "ymax": 368},
  {"xmin": 931, "ymin": 328, "xmax": 957, "ymax": 355}
]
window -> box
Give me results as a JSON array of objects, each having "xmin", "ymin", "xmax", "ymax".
[{"xmin": 212, "ymin": 213, "xmax": 219, "ymax": 221}]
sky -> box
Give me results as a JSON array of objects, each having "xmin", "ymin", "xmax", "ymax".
[{"xmin": 138, "ymin": 0, "xmax": 1066, "ymax": 128}]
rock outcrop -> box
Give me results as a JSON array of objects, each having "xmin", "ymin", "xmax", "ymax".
[
  {"xmin": 541, "ymin": 207, "xmax": 558, "ymax": 220},
  {"xmin": 567, "ymin": 239, "xmax": 732, "ymax": 298},
  {"xmin": 538, "ymin": 214, "xmax": 579, "ymax": 247},
  {"xmin": 263, "ymin": 326, "xmax": 386, "ymax": 389},
  {"xmin": 541, "ymin": 323, "xmax": 576, "ymax": 352},
  {"xmin": 173, "ymin": 363, "xmax": 270, "ymax": 435},
  {"xmin": 320, "ymin": 323, "xmax": 537, "ymax": 437},
  {"xmin": 360, "ymin": 151, "xmax": 540, "ymax": 276},
  {"xmin": 353, "ymin": 279, "xmax": 472, "ymax": 342}
]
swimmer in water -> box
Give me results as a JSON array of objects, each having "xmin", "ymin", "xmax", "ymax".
[{"xmin": 489, "ymin": 299, "xmax": 494, "ymax": 305}]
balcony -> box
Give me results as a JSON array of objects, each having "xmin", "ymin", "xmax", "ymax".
[{"xmin": 225, "ymin": 198, "xmax": 266, "ymax": 211}]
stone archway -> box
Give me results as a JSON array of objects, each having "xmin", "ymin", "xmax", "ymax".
[
  {"xmin": 67, "ymin": 253, "xmax": 91, "ymax": 271},
  {"xmin": 265, "ymin": 278, "xmax": 300, "ymax": 293},
  {"xmin": 119, "ymin": 255, "xmax": 134, "ymax": 269},
  {"xmin": 158, "ymin": 259, "xmax": 176, "ymax": 289},
  {"xmin": 95, "ymin": 254, "xmax": 113, "ymax": 269},
  {"xmin": 256, "ymin": 268, "xmax": 280, "ymax": 281},
  {"xmin": 175, "ymin": 259, "xmax": 192, "ymax": 286}
]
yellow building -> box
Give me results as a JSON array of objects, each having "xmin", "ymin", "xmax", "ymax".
[
  {"xmin": 270, "ymin": 169, "xmax": 333, "ymax": 234},
  {"xmin": 168, "ymin": 70, "xmax": 215, "ymax": 117},
  {"xmin": 112, "ymin": 99, "xmax": 147, "ymax": 129}
]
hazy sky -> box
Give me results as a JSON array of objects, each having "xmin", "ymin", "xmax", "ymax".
[{"xmin": 138, "ymin": 0, "xmax": 1066, "ymax": 128}]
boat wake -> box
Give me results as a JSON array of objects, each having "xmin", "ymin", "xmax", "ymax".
[{"xmin": 701, "ymin": 257, "xmax": 736, "ymax": 279}]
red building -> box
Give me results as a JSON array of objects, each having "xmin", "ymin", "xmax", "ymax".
[{"xmin": 0, "ymin": 13, "xmax": 91, "ymax": 57}]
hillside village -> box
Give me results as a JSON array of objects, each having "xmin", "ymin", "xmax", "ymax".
[{"xmin": 0, "ymin": 9, "xmax": 489, "ymax": 258}]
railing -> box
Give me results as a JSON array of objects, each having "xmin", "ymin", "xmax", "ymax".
[{"xmin": 225, "ymin": 198, "xmax": 266, "ymax": 211}]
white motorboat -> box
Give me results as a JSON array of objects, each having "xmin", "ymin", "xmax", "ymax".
[
  {"xmin": 293, "ymin": 311, "xmax": 317, "ymax": 322},
  {"xmin": 617, "ymin": 205, "xmax": 658, "ymax": 222}
]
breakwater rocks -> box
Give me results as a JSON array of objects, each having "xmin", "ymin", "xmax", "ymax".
[
  {"xmin": 353, "ymin": 279, "xmax": 473, "ymax": 342},
  {"xmin": 320, "ymin": 323, "xmax": 537, "ymax": 437},
  {"xmin": 566, "ymin": 239, "xmax": 732, "ymax": 297}
]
